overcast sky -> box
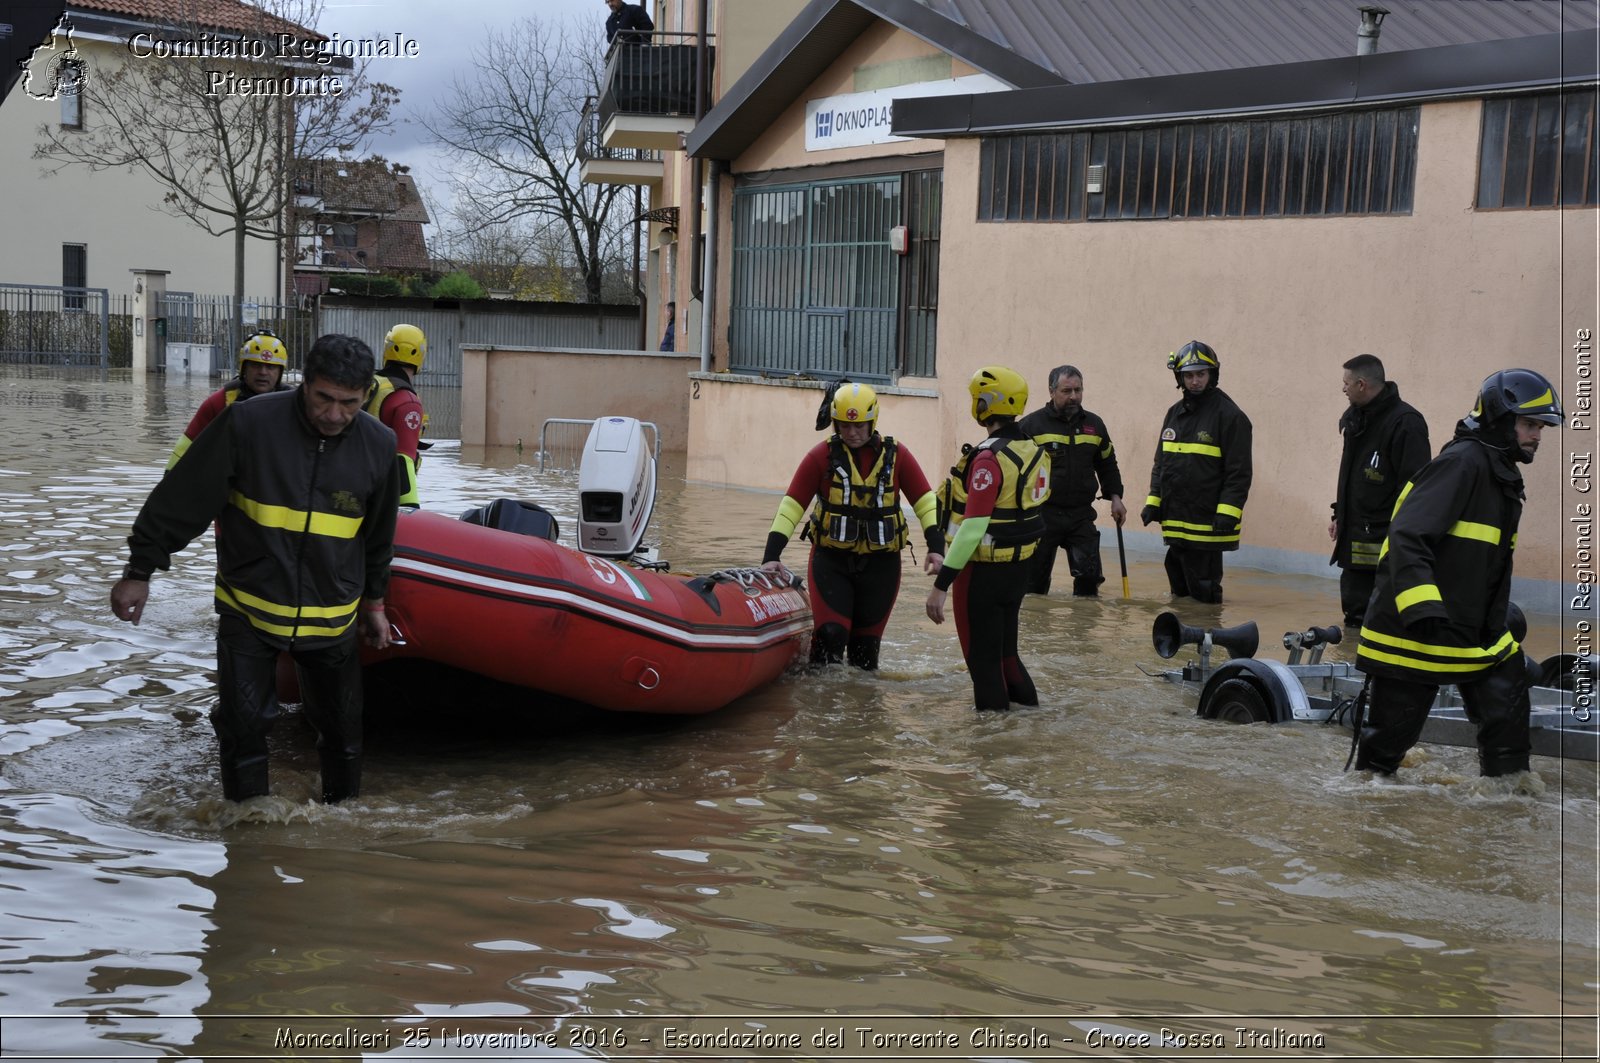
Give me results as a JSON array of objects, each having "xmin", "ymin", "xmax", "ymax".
[{"xmin": 320, "ymin": 0, "xmax": 607, "ymax": 219}]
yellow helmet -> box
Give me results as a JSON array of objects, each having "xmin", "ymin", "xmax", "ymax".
[
  {"xmin": 238, "ymin": 329, "xmax": 287, "ymax": 369},
  {"xmin": 383, "ymin": 323, "xmax": 427, "ymax": 370},
  {"xmin": 969, "ymin": 365, "xmax": 1028, "ymax": 422},
  {"xmin": 830, "ymin": 382, "xmax": 878, "ymax": 425}
]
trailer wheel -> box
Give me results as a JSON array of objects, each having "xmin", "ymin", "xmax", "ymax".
[{"xmin": 1201, "ymin": 677, "xmax": 1272, "ymax": 723}]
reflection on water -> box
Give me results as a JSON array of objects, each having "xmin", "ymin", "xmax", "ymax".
[{"xmin": 0, "ymin": 369, "xmax": 1594, "ymax": 1059}]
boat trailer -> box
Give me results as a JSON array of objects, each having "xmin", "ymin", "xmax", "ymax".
[{"xmin": 1143, "ymin": 612, "xmax": 1600, "ymax": 763}]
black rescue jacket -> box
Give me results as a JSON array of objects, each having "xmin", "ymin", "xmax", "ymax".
[
  {"xmin": 1145, "ymin": 387, "xmax": 1252, "ymax": 552},
  {"xmin": 1018, "ymin": 402, "xmax": 1124, "ymax": 513},
  {"xmin": 129, "ymin": 388, "xmax": 400, "ymax": 651},
  {"xmin": 1331, "ymin": 382, "xmax": 1431, "ymax": 570},
  {"xmin": 1355, "ymin": 422, "xmax": 1524, "ymax": 683}
]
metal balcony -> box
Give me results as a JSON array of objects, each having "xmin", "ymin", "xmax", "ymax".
[
  {"xmin": 597, "ymin": 32, "xmax": 714, "ymax": 151},
  {"xmin": 578, "ymin": 95, "xmax": 664, "ymax": 186}
]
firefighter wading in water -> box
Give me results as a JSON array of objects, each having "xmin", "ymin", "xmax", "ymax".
[{"xmin": 761, "ymin": 382, "xmax": 945, "ymax": 670}]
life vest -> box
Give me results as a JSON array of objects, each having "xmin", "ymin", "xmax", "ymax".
[
  {"xmin": 810, "ymin": 436, "xmax": 909, "ymax": 553},
  {"xmin": 366, "ymin": 368, "xmax": 418, "ymax": 422},
  {"xmin": 938, "ymin": 436, "xmax": 1049, "ymax": 562}
]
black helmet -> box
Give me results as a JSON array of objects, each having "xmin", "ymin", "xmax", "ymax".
[
  {"xmin": 1466, "ymin": 368, "xmax": 1563, "ymax": 429},
  {"xmin": 1167, "ymin": 340, "xmax": 1220, "ymax": 388}
]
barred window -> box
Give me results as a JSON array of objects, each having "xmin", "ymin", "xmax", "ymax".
[
  {"xmin": 730, "ymin": 170, "xmax": 940, "ymax": 381},
  {"xmin": 1477, "ymin": 88, "xmax": 1597, "ymax": 209},
  {"xmin": 978, "ymin": 106, "xmax": 1419, "ymax": 222}
]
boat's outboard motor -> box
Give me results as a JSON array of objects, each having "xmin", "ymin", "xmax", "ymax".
[{"xmin": 578, "ymin": 416, "xmax": 657, "ymax": 558}]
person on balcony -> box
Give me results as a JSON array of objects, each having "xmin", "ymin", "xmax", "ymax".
[{"xmin": 604, "ymin": 0, "xmax": 654, "ymax": 45}]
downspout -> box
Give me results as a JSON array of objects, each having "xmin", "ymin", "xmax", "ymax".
[
  {"xmin": 689, "ymin": 0, "xmax": 708, "ymax": 344},
  {"xmin": 699, "ymin": 160, "xmax": 720, "ymax": 372}
]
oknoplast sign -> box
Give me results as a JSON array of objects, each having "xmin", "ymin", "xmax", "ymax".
[{"xmin": 805, "ymin": 74, "xmax": 1006, "ymax": 152}]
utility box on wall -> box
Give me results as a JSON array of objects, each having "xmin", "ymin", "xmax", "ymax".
[{"xmin": 165, "ymin": 343, "xmax": 217, "ymax": 380}]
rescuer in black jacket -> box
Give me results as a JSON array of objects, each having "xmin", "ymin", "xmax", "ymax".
[
  {"xmin": 1329, "ymin": 354, "xmax": 1431, "ymax": 627},
  {"xmin": 1141, "ymin": 341, "xmax": 1253, "ymax": 604},
  {"xmin": 111, "ymin": 335, "xmax": 401, "ymax": 804},
  {"xmin": 1018, "ymin": 364, "xmax": 1126, "ymax": 596},
  {"xmin": 1354, "ymin": 368, "xmax": 1562, "ymax": 778}
]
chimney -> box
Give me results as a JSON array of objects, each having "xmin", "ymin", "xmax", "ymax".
[{"xmin": 1357, "ymin": 5, "xmax": 1389, "ymax": 55}]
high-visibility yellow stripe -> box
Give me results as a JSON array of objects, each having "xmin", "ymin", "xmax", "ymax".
[
  {"xmin": 1216, "ymin": 503, "xmax": 1243, "ymax": 518},
  {"xmin": 1395, "ymin": 583, "xmax": 1444, "ymax": 612},
  {"xmin": 1161, "ymin": 441, "xmax": 1223, "ymax": 458},
  {"xmin": 1446, "ymin": 520, "xmax": 1501, "ymax": 545},
  {"xmin": 1360, "ymin": 625, "xmax": 1517, "ymax": 660},
  {"xmin": 1162, "ymin": 518, "xmax": 1215, "ymax": 531},
  {"xmin": 219, "ymin": 581, "xmax": 359, "ymax": 620},
  {"xmin": 216, "ymin": 586, "xmax": 359, "ymax": 639},
  {"xmin": 1164, "ymin": 528, "xmax": 1240, "ymax": 544},
  {"xmin": 1074, "ymin": 434, "xmax": 1103, "ymax": 447},
  {"xmin": 1390, "ymin": 481, "xmax": 1414, "ymax": 519},
  {"xmin": 1145, "ymin": 494, "xmax": 1161, "ymax": 506},
  {"xmin": 1517, "ymin": 387, "xmax": 1555, "ymax": 411},
  {"xmin": 231, "ymin": 490, "xmax": 362, "ymax": 539},
  {"xmin": 770, "ymin": 495, "xmax": 806, "ymax": 536},
  {"xmin": 911, "ymin": 490, "xmax": 939, "ymax": 531},
  {"xmin": 166, "ymin": 436, "xmax": 192, "ymax": 470},
  {"xmin": 1356, "ymin": 644, "xmax": 1497, "ymax": 673},
  {"xmin": 1032, "ymin": 432, "xmax": 1072, "ymax": 446}
]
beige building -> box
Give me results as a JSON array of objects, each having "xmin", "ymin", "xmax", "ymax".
[{"xmin": 668, "ymin": 0, "xmax": 1597, "ymax": 610}]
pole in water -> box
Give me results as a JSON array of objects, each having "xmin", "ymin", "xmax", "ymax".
[{"xmin": 1116, "ymin": 522, "xmax": 1130, "ymax": 600}]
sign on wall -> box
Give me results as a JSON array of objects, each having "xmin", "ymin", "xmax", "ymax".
[{"xmin": 805, "ymin": 74, "xmax": 1006, "ymax": 152}]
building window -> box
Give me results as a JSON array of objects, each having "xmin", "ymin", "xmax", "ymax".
[
  {"xmin": 1477, "ymin": 88, "xmax": 1598, "ymax": 209},
  {"xmin": 730, "ymin": 171, "xmax": 940, "ymax": 381},
  {"xmin": 979, "ymin": 106, "xmax": 1419, "ymax": 222},
  {"xmin": 331, "ymin": 223, "xmax": 358, "ymax": 248},
  {"xmin": 62, "ymin": 244, "xmax": 87, "ymax": 311},
  {"xmin": 59, "ymin": 61, "xmax": 82, "ymax": 129}
]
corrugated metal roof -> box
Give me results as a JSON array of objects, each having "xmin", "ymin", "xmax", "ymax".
[
  {"xmin": 914, "ymin": 0, "xmax": 1596, "ymax": 83},
  {"xmin": 689, "ymin": 0, "xmax": 1598, "ymax": 160}
]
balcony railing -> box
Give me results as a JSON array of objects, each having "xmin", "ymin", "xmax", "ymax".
[
  {"xmin": 597, "ymin": 31, "xmax": 715, "ymax": 128},
  {"xmin": 578, "ymin": 95, "xmax": 662, "ymax": 164}
]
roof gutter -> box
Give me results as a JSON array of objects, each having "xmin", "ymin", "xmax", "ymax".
[{"xmin": 892, "ymin": 29, "xmax": 1598, "ymax": 139}]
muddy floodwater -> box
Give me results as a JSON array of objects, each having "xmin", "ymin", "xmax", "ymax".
[{"xmin": 0, "ymin": 368, "xmax": 1595, "ymax": 1060}]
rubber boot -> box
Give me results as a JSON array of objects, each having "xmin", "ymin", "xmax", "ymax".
[
  {"xmin": 845, "ymin": 635, "xmax": 881, "ymax": 671},
  {"xmin": 1071, "ymin": 577, "xmax": 1101, "ymax": 598},
  {"xmin": 320, "ymin": 753, "xmax": 362, "ymax": 804},
  {"xmin": 810, "ymin": 623, "xmax": 848, "ymax": 665},
  {"xmin": 220, "ymin": 754, "xmax": 270, "ymax": 801},
  {"xmin": 1463, "ymin": 656, "xmax": 1532, "ymax": 777}
]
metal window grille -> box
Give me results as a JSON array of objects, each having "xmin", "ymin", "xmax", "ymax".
[
  {"xmin": 731, "ymin": 172, "xmax": 939, "ymax": 382},
  {"xmin": 978, "ymin": 106, "xmax": 1420, "ymax": 222},
  {"xmin": 1477, "ymin": 88, "xmax": 1598, "ymax": 210}
]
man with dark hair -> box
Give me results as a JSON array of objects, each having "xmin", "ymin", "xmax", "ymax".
[
  {"xmin": 1329, "ymin": 353, "xmax": 1431, "ymax": 627},
  {"xmin": 110, "ymin": 334, "xmax": 400, "ymax": 804},
  {"xmin": 1018, "ymin": 364, "xmax": 1126, "ymax": 596},
  {"xmin": 604, "ymin": 0, "xmax": 654, "ymax": 44},
  {"xmin": 1354, "ymin": 368, "xmax": 1560, "ymax": 778}
]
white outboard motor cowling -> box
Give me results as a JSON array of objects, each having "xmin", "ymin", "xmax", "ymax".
[{"xmin": 577, "ymin": 416, "xmax": 657, "ymax": 557}]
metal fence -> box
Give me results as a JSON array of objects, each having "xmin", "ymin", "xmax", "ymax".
[
  {"xmin": 0, "ymin": 283, "xmax": 112, "ymax": 368},
  {"xmin": 598, "ymin": 33, "xmax": 714, "ymax": 126},
  {"xmin": 319, "ymin": 299, "xmax": 641, "ymax": 389},
  {"xmin": 158, "ymin": 293, "xmax": 315, "ymax": 373}
]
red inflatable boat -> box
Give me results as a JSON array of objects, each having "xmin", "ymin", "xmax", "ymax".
[{"xmin": 370, "ymin": 509, "xmax": 811, "ymax": 714}]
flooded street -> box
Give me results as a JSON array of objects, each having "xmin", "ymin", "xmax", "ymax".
[{"xmin": 0, "ymin": 368, "xmax": 1595, "ymax": 1060}]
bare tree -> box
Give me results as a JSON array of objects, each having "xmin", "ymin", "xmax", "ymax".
[
  {"xmin": 34, "ymin": 0, "xmax": 397, "ymax": 342},
  {"xmin": 423, "ymin": 16, "xmax": 633, "ymax": 305}
]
